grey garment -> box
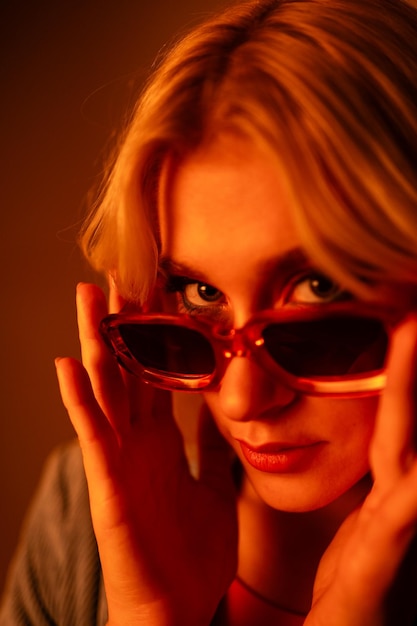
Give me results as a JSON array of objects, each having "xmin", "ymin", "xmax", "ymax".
[{"xmin": 0, "ymin": 442, "xmax": 108, "ymax": 626}]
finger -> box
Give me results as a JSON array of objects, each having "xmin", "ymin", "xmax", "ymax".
[
  {"xmin": 346, "ymin": 462, "xmax": 417, "ymax": 604},
  {"xmin": 56, "ymin": 356, "xmax": 131, "ymax": 533},
  {"xmin": 149, "ymin": 388, "xmax": 187, "ymax": 454},
  {"xmin": 55, "ymin": 356, "xmax": 117, "ymax": 471},
  {"xmin": 371, "ymin": 315, "xmax": 417, "ymax": 485},
  {"xmin": 198, "ymin": 404, "xmax": 236, "ymax": 500},
  {"xmin": 76, "ymin": 282, "xmax": 111, "ymax": 363},
  {"xmin": 76, "ymin": 282, "xmax": 131, "ymax": 434},
  {"xmin": 150, "ymin": 387, "xmax": 173, "ymax": 420}
]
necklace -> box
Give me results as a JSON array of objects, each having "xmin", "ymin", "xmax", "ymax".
[{"xmin": 235, "ymin": 576, "xmax": 308, "ymax": 618}]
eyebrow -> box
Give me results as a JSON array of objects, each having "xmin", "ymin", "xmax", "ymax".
[
  {"xmin": 158, "ymin": 257, "xmax": 211, "ymax": 283},
  {"xmin": 158, "ymin": 247, "xmax": 310, "ymax": 283}
]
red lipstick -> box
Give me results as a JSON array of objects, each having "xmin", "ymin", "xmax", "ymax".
[{"xmin": 239, "ymin": 440, "xmax": 324, "ymax": 473}]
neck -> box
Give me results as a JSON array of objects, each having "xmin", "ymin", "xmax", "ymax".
[{"xmin": 236, "ymin": 473, "xmax": 372, "ymax": 615}]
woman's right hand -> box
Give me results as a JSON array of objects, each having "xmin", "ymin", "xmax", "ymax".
[
  {"xmin": 305, "ymin": 315, "xmax": 417, "ymax": 626},
  {"xmin": 55, "ymin": 283, "xmax": 238, "ymax": 626}
]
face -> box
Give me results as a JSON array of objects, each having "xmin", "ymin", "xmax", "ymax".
[{"xmin": 158, "ymin": 134, "xmax": 378, "ymax": 513}]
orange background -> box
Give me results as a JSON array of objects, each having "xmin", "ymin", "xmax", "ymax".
[{"xmin": 0, "ymin": 0, "xmax": 226, "ymax": 593}]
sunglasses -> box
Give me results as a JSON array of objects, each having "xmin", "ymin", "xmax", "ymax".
[{"xmin": 99, "ymin": 302, "xmax": 397, "ymax": 397}]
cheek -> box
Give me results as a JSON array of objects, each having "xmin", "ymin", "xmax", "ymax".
[
  {"xmin": 290, "ymin": 397, "xmax": 379, "ymax": 510},
  {"xmin": 327, "ymin": 396, "xmax": 379, "ymax": 454},
  {"xmin": 202, "ymin": 392, "xmax": 379, "ymax": 512},
  {"xmin": 300, "ymin": 395, "xmax": 379, "ymax": 488}
]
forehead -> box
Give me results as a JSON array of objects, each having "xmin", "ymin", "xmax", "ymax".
[{"xmin": 158, "ymin": 136, "xmax": 301, "ymax": 277}]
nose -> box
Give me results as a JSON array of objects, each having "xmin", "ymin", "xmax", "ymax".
[{"xmin": 217, "ymin": 354, "xmax": 298, "ymax": 421}]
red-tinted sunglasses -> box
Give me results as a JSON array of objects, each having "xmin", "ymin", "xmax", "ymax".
[{"xmin": 99, "ymin": 302, "xmax": 397, "ymax": 397}]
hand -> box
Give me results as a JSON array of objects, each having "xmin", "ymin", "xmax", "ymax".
[
  {"xmin": 55, "ymin": 283, "xmax": 238, "ymax": 626},
  {"xmin": 305, "ymin": 316, "xmax": 417, "ymax": 626}
]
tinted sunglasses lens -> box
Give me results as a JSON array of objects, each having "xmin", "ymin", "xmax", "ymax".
[
  {"xmin": 262, "ymin": 316, "xmax": 388, "ymax": 377},
  {"xmin": 118, "ymin": 323, "xmax": 216, "ymax": 376}
]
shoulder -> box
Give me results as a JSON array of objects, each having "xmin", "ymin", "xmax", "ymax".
[
  {"xmin": 0, "ymin": 440, "xmax": 106, "ymax": 625},
  {"xmin": 34, "ymin": 439, "xmax": 89, "ymax": 525},
  {"xmin": 20, "ymin": 440, "xmax": 93, "ymax": 555}
]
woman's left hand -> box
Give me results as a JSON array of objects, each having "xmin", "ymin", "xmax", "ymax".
[{"xmin": 305, "ymin": 315, "xmax": 417, "ymax": 626}]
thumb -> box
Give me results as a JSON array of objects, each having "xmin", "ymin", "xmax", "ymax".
[{"xmin": 198, "ymin": 404, "xmax": 236, "ymax": 499}]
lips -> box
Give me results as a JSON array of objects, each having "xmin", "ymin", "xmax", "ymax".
[
  {"xmin": 240, "ymin": 440, "xmax": 315, "ymax": 453},
  {"xmin": 238, "ymin": 439, "xmax": 324, "ymax": 473}
]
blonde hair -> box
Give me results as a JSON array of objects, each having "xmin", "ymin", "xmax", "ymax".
[{"xmin": 80, "ymin": 0, "xmax": 417, "ymax": 303}]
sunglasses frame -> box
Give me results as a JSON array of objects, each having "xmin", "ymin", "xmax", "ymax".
[{"xmin": 100, "ymin": 302, "xmax": 398, "ymax": 397}]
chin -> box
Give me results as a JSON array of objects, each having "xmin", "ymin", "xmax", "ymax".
[{"xmin": 244, "ymin": 466, "xmax": 372, "ymax": 515}]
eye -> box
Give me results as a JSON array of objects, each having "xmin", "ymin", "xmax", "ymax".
[
  {"xmin": 182, "ymin": 283, "xmax": 224, "ymax": 308},
  {"xmin": 183, "ymin": 282, "xmax": 224, "ymax": 306},
  {"xmin": 288, "ymin": 273, "xmax": 346, "ymax": 304},
  {"xmin": 163, "ymin": 274, "xmax": 227, "ymax": 316}
]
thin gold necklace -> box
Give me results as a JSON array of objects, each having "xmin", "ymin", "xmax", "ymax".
[{"xmin": 235, "ymin": 576, "xmax": 308, "ymax": 618}]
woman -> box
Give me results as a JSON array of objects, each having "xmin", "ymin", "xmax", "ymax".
[{"xmin": 2, "ymin": 0, "xmax": 417, "ymax": 624}]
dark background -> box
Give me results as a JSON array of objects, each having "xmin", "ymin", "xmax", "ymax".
[{"xmin": 0, "ymin": 0, "xmax": 227, "ymax": 593}]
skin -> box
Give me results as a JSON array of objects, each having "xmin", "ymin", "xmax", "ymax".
[
  {"xmin": 162, "ymin": 135, "xmax": 378, "ymax": 513},
  {"xmin": 56, "ymin": 134, "xmax": 417, "ymax": 625},
  {"xmin": 159, "ymin": 135, "xmax": 382, "ymax": 615}
]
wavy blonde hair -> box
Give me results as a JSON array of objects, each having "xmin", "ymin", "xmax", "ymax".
[{"xmin": 80, "ymin": 0, "xmax": 417, "ymax": 303}]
